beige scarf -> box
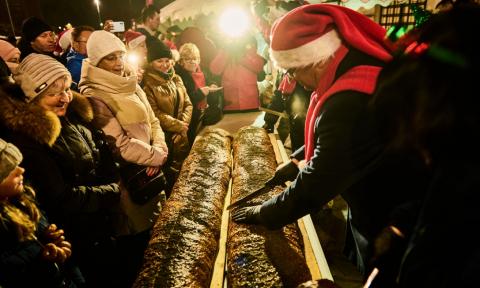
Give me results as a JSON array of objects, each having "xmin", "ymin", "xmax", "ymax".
[{"xmin": 79, "ymin": 60, "xmax": 153, "ymax": 127}]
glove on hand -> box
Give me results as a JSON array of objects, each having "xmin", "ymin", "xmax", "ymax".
[
  {"xmin": 231, "ymin": 205, "xmax": 262, "ymax": 225},
  {"xmin": 262, "ymin": 123, "xmax": 274, "ymax": 133},
  {"xmin": 266, "ymin": 160, "xmax": 299, "ymax": 186}
]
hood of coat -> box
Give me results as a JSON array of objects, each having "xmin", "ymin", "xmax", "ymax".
[{"xmin": 0, "ymin": 84, "xmax": 93, "ymax": 146}]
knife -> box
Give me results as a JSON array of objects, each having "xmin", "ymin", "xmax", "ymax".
[{"xmin": 227, "ymin": 184, "xmax": 273, "ymax": 210}]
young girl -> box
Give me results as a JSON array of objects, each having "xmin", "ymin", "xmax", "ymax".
[{"xmin": 0, "ymin": 138, "xmax": 81, "ymax": 287}]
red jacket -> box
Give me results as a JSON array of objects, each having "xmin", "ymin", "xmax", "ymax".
[{"xmin": 210, "ymin": 48, "xmax": 265, "ymax": 111}]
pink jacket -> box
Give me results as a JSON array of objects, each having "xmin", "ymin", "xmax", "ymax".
[
  {"xmin": 210, "ymin": 48, "xmax": 265, "ymax": 111},
  {"xmin": 79, "ymin": 61, "xmax": 168, "ymax": 167}
]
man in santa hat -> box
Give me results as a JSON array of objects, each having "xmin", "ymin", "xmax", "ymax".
[{"xmin": 232, "ymin": 4, "xmax": 429, "ymax": 274}]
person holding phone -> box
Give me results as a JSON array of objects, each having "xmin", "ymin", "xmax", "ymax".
[{"xmin": 175, "ymin": 43, "xmax": 222, "ymax": 144}]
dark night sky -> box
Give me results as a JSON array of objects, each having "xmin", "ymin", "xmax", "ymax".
[
  {"xmin": 0, "ymin": 0, "xmax": 173, "ymax": 36},
  {"xmin": 40, "ymin": 0, "xmax": 173, "ymax": 29}
]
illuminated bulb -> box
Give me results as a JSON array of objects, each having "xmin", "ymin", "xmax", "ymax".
[{"xmin": 219, "ymin": 7, "xmax": 250, "ymax": 38}]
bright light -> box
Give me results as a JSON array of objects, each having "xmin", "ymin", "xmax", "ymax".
[
  {"xmin": 218, "ymin": 7, "xmax": 250, "ymax": 38},
  {"xmin": 127, "ymin": 53, "xmax": 139, "ymax": 68},
  {"xmin": 94, "ymin": 0, "xmax": 99, "ymax": 6}
]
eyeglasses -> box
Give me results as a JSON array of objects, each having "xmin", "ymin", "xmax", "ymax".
[{"xmin": 183, "ymin": 58, "xmax": 199, "ymax": 64}]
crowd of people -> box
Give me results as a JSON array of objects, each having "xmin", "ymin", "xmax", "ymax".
[{"xmin": 0, "ymin": 0, "xmax": 478, "ymax": 287}]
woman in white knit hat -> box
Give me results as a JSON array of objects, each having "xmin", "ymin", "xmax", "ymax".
[
  {"xmin": 0, "ymin": 53, "xmax": 128, "ymax": 287},
  {"xmin": 78, "ymin": 30, "xmax": 168, "ymax": 285}
]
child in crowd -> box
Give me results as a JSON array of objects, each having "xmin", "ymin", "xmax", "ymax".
[{"xmin": 0, "ymin": 138, "xmax": 83, "ymax": 288}]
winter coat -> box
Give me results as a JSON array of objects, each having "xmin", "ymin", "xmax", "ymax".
[
  {"xmin": 210, "ymin": 48, "xmax": 265, "ymax": 111},
  {"xmin": 65, "ymin": 49, "xmax": 86, "ymax": 91},
  {"xmin": 173, "ymin": 63, "xmax": 205, "ymax": 145},
  {"xmin": 143, "ymin": 68, "xmax": 192, "ymax": 169},
  {"xmin": 79, "ymin": 60, "xmax": 167, "ymax": 233},
  {"xmin": 0, "ymin": 192, "xmax": 81, "ymax": 288},
  {"xmin": 0, "ymin": 85, "xmax": 123, "ymax": 247},
  {"xmin": 396, "ymin": 154, "xmax": 480, "ymax": 287},
  {"xmin": 256, "ymin": 50, "xmax": 429, "ymax": 272},
  {"xmin": 79, "ymin": 60, "xmax": 168, "ymax": 167}
]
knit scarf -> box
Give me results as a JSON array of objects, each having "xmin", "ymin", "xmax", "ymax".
[
  {"xmin": 159, "ymin": 68, "xmax": 174, "ymax": 81},
  {"xmin": 78, "ymin": 60, "xmax": 152, "ymax": 126},
  {"xmin": 304, "ymin": 45, "xmax": 382, "ymax": 161}
]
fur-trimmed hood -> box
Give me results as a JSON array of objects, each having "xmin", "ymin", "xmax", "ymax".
[{"xmin": 0, "ymin": 84, "xmax": 94, "ymax": 146}]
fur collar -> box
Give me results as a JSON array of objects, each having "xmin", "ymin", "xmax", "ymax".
[{"xmin": 0, "ymin": 84, "xmax": 93, "ymax": 146}]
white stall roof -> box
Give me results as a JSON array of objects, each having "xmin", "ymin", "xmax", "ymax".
[
  {"xmin": 340, "ymin": 0, "xmax": 395, "ymax": 11},
  {"xmin": 160, "ymin": 0, "xmax": 250, "ymax": 23},
  {"xmin": 160, "ymin": 0, "xmax": 395, "ymax": 23}
]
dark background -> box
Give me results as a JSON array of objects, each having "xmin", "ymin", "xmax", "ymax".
[{"xmin": 0, "ymin": 0, "xmax": 174, "ymax": 37}]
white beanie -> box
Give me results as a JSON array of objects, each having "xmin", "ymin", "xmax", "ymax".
[
  {"xmin": 87, "ymin": 30, "xmax": 126, "ymax": 66},
  {"xmin": 14, "ymin": 53, "xmax": 71, "ymax": 102},
  {"xmin": 0, "ymin": 138, "xmax": 23, "ymax": 183}
]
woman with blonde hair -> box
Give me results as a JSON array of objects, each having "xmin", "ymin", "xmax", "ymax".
[{"xmin": 175, "ymin": 42, "xmax": 220, "ymax": 144}]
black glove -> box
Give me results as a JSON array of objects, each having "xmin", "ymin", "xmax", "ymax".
[
  {"xmin": 231, "ymin": 205, "xmax": 262, "ymax": 224},
  {"xmin": 262, "ymin": 123, "xmax": 274, "ymax": 133},
  {"xmin": 266, "ymin": 160, "xmax": 299, "ymax": 186},
  {"xmin": 366, "ymin": 226, "xmax": 407, "ymax": 288}
]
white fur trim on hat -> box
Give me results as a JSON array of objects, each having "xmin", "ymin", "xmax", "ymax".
[
  {"xmin": 128, "ymin": 34, "xmax": 146, "ymax": 50},
  {"xmin": 59, "ymin": 29, "xmax": 73, "ymax": 51},
  {"xmin": 270, "ymin": 30, "xmax": 341, "ymax": 69},
  {"xmin": 87, "ymin": 30, "xmax": 126, "ymax": 66}
]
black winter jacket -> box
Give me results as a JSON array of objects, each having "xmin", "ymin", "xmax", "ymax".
[
  {"xmin": 257, "ymin": 50, "xmax": 430, "ymax": 270},
  {"xmin": 0, "ymin": 85, "xmax": 121, "ymax": 248}
]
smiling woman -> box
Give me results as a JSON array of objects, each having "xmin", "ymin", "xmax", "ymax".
[
  {"xmin": 34, "ymin": 75, "xmax": 73, "ymax": 117},
  {"xmin": 0, "ymin": 52, "xmax": 133, "ymax": 286}
]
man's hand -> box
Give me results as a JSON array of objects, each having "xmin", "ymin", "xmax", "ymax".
[
  {"xmin": 231, "ymin": 205, "xmax": 262, "ymax": 224},
  {"xmin": 103, "ymin": 20, "xmax": 114, "ymax": 32},
  {"xmin": 266, "ymin": 160, "xmax": 299, "ymax": 186},
  {"xmin": 262, "ymin": 123, "xmax": 274, "ymax": 133}
]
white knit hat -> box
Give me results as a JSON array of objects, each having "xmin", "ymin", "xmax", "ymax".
[
  {"xmin": 14, "ymin": 53, "xmax": 71, "ymax": 102},
  {"xmin": 0, "ymin": 138, "xmax": 23, "ymax": 183},
  {"xmin": 125, "ymin": 30, "xmax": 146, "ymax": 50},
  {"xmin": 87, "ymin": 30, "xmax": 126, "ymax": 66}
]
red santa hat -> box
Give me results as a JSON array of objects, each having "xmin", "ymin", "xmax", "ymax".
[
  {"xmin": 125, "ymin": 30, "xmax": 146, "ymax": 49},
  {"xmin": 270, "ymin": 4, "xmax": 392, "ymax": 69},
  {"xmin": 54, "ymin": 29, "xmax": 72, "ymax": 55}
]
